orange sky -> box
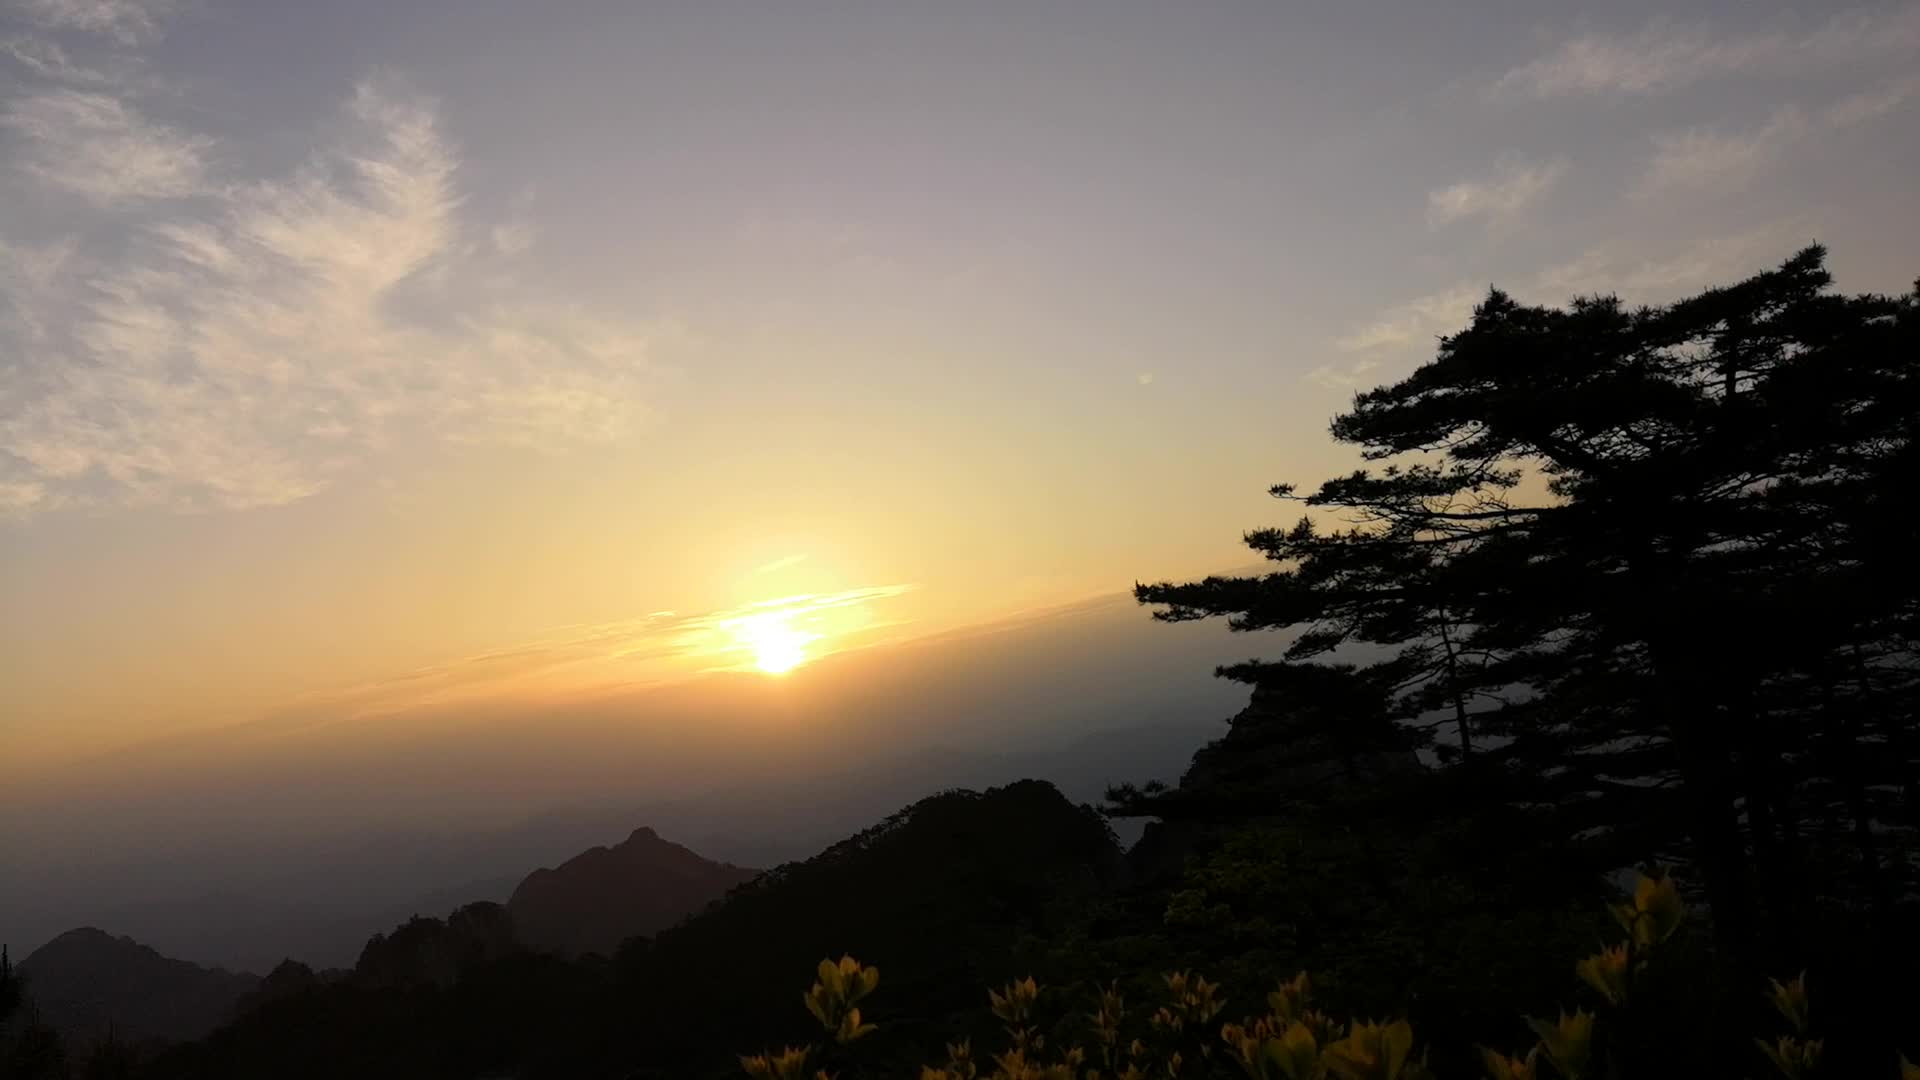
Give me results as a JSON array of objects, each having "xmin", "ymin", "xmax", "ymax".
[{"xmin": 5, "ymin": 0, "xmax": 1920, "ymax": 789}]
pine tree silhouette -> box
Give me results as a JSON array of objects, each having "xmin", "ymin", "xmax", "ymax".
[{"xmin": 1131, "ymin": 247, "xmax": 1920, "ymax": 999}]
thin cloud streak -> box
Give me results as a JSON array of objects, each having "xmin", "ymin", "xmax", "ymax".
[
  {"xmin": 1304, "ymin": 357, "xmax": 1381, "ymax": 390},
  {"xmin": 1331, "ymin": 220, "xmax": 1831, "ymax": 367},
  {"xmin": 1532, "ymin": 220, "xmax": 1830, "ymax": 302},
  {"xmin": 1426, "ymin": 155, "xmax": 1567, "ymax": 228},
  {"xmin": 751, "ymin": 553, "xmax": 810, "ymax": 576},
  {"xmin": 215, "ymin": 584, "xmax": 924, "ymax": 734},
  {"xmin": 14, "ymin": 0, "xmax": 176, "ymax": 45},
  {"xmin": 1334, "ymin": 284, "xmax": 1483, "ymax": 353},
  {"xmin": 1492, "ymin": 6, "xmax": 1920, "ymax": 99},
  {"xmin": 2, "ymin": 35, "xmax": 125, "ymax": 85},
  {"xmin": 1637, "ymin": 75, "xmax": 1919, "ymax": 196},
  {"xmin": 2, "ymin": 89, "xmax": 209, "ymax": 204}
]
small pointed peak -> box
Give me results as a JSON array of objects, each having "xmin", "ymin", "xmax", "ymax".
[{"xmin": 627, "ymin": 826, "xmax": 660, "ymax": 843}]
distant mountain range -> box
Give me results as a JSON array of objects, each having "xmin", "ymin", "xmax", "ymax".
[
  {"xmin": 13, "ymin": 821, "xmax": 762, "ymax": 1050},
  {"xmin": 13, "ymin": 774, "xmax": 1132, "ymax": 1072},
  {"xmin": 134, "ymin": 779, "xmax": 1125, "ymax": 1079},
  {"xmin": 6, "ymin": 718, "xmax": 1215, "ymax": 974}
]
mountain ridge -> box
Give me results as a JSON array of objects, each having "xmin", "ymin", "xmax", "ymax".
[
  {"xmin": 17, "ymin": 927, "xmax": 260, "ymax": 1049},
  {"xmin": 505, "ymin": 824, "xmax": 757, "ymax": 956}
]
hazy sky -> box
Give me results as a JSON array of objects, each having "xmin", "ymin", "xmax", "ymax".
[{"xmin": 3, "ymin": 0, "xmax": 1919, "ymax": 783}]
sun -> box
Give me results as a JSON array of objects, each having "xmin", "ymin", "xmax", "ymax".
[{"xmin": 733, "ymin": 611, "xmax": 814, "ymax": 675}]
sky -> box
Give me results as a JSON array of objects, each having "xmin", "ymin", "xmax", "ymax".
[{"xmin": 2, "ymin": 1, "xmax": 1919, "ymax": 935}]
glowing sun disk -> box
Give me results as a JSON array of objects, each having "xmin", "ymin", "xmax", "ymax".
[{"xmin": 734, "ymin": 612, "xmax": 814, "ymax": 674}]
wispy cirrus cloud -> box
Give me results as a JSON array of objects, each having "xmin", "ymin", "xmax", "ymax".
[
  {"xmin": 2, "ymin": 89, "xmax": 209, "ymax": 203},
  {"xmin": 752, "ymin": 553, "xmax": 810, "ymax": 576},
  {"xmin": 1304, "ymin": 357, "xmax": 1382, "ymax": 390},
  {"xmin": 0, "ymin": 231, "xmax": 76, "ymax": 338},
  {"xmin": 1329, "ymin": 221, "xmax": 1825, "ymax": 380},
  {"xmin": 1332, "ymin": 284, "xmax": 1483, "ymax": 354},
  {"xmin": 13, "ymin": 0, "xmax": 176, "ymax": 45},
  {"xmin": 1639, "ymin": 110, "xmax": 1807, "ymax": 196},
  {"xmin": 0, "ymin": 0, "xmax": 676, "ymax": 518},
  {"xmin": 0, "ymin": 73, "xmax": 666, "ymax": 515},
  {"xmin": 2, "ymin": 34, "xmax": 126, "ymax": 84},
  {"xmin": 1426, "ymin": 155, "xmax": 1568, "ymax": 228},
  {"xmin": 1492, "ymin": 5, "xmax": 1920, "ymax": 99},
  {"xmin": 1637, "ymin": 75, "xmax": 1919, "ymax": 196},
  {"xmin": 1532, "ymin": 219, "xmax": 1827, "ymax": 303}
]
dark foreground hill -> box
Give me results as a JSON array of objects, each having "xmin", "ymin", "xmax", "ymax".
[
  {"xmin": 615, "ymin": 778, "xmax": 1126, "ymax": 1074},
  {"xmin": 16, "ymin": 928, "xmax": 259, "ymax": 1048},
  {"xmin": 506, "ymin": 827, "xmax": 756, "ymax": 957},
  {"xmin": 139, "ymin": 779, "xmax": 1123, "ymax": 1080}
]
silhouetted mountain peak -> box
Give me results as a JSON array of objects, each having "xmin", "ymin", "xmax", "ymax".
[
  {"xmin": 506, "ymin": 827, "xmax": 756, "ymax": 957},
  {"xmin": 25, "ymin": 926, "xmax": 249, "ymax": 978},
  {"xmin": 19, "ymin": 927, "xmax": 259, "ymax": 1047},
  {"xmin": 36, "ymin": 926, "xmax": 123, "ymax": 952}
]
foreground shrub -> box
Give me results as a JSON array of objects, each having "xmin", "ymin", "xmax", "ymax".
[{"xmin": 740, "ymin": 872, "xmax": 1918, "ymax": 1078}]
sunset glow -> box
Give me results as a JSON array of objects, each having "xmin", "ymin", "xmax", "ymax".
[
  {"xmin": 4, "ymin": 3, "xmax": 1919, "ymax": 1051},
  {"xmin": 734, "ymin": 611, "xmax": 815, "ymax": 675}
]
